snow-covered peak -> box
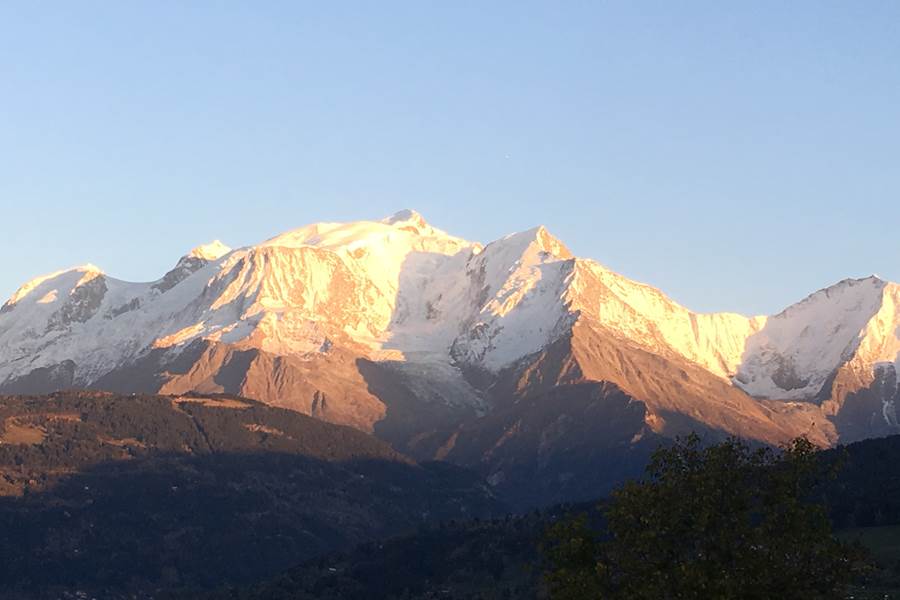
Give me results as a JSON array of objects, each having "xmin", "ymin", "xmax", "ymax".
[
  {"xmin": 76, "ymin": 263, "xmax": 104, "ymax": 275},
  {"xmin": 734, "ymin": 276, "xmax": 889, "ymax": 399},
  {"xmin": 771, "ymin": 276, "xmax": 885, "ymax": 321},
  {"xmin": 447, "ymin": 225, "xmax": 577, "ymax": 369},
  {"xmin": 156, "ymin": 243, "xmax": 229, "ymax": 294},
  {"xmin": 483, "ymin": 226, "xmax": 572, "ymax": 262},
  {"xmin": 160, "ymin": 212, "xmax": 480, "ymax": 358},
  {"xmin": 472, "ymin": 226, "xmax": 573, "ymax": 293},
  {"xmin": 260, "ymin": 211, "xmax": 470, "ymax": 254},
  {"xmin": 188, "ymin": 240, "xmax": 231, "ymax": 261},
  {"xmin": 3, "ymin": 264, "xmax": 104, "ymax": 311},
  {"xmin": 562, "ymin": 259, "xmax": 767, "ymax": 379},
  {"xmin": 382, "ymin": 209, "xmax": 428, "ymax": 229},
  {"xmin": 533, "ymin": 226, "xmax": 573, "ymax": 259}
]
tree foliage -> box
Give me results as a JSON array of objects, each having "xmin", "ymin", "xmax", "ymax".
[{"xmin": 544, "ymin": 435, "xmax": 869, "ymax": 599}]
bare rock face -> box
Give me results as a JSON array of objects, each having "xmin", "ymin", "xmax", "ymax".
[
  {"xmin": 822, "ymin": 362, "xmax": 900, "ymax": 442},
  {"xmin": 154, "ymin": 256, "xmax": 209, "ymax": 293},
  {"xmin": 157, "ymin": 241, "xmax": 233, "ymax": 294},
  {"xmin": 1, "ymin": 211, "xmax": 899, "ymax": 505},
  {"xmin": 46, "ymin": 273, "xmax": 108, "ymax": 331},
  {"xmin": 429, "ymin": 317, "xmax": 837, "ymax": 507},
  {"xmin": 91, "ymin": 341, "xmax": 388, "ymax": 433}
]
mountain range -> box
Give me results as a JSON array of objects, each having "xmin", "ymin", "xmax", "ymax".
[{"xmin": 2, "ymin": 210, "xmax": 898, "ymax": 506}]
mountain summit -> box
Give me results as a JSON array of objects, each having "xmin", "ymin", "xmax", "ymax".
[{"xmin": 2, "ymin": 211, "xmax": 898, "ymax": 505}]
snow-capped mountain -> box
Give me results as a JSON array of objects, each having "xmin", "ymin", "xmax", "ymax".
[{"xmin": 2, "ymin": 210, "xmax": 898, "ymax": 504}]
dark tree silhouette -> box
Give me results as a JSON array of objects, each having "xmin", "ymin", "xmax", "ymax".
[{"xmin": 544, "ymin": 434, "xmax": 869, "ymax": 600}]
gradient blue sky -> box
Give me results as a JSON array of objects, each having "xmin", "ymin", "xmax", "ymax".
[{"xmin": 2, "ymin": 2, "xmax": 898, "ymax": 315}]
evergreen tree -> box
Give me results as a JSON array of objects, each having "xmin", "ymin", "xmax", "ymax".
[{"xmin": 544, "ymin": 435, "xmax": 869, "ymax": 599}]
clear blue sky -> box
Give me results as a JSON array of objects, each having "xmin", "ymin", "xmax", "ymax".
[{"xmin": 2, "ymin": 2, "xmax": 898, "ymax": 315}]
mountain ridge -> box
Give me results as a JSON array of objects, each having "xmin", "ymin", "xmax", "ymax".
[{"xmin": 2, "ymin": 210, "xmax": 898, "ymax": 504}]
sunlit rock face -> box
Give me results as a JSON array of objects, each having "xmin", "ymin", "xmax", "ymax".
[{"xmin": 1, "ymin": 209, "xmax": 899, "ymax": 503}]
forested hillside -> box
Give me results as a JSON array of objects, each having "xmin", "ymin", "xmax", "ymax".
[{"xmin": 0, "ymin": 392, "xmax": 502, "ymax": 598}]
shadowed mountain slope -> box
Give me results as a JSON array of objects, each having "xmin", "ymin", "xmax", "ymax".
[{"xmin": 0, "ymin": 391, "xmax": 502, "ymax": 598}]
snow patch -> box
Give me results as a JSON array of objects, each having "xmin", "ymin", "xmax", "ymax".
[
  {"xmin": 189, "ymin": 240, "xmax": 231, "ymax": 261},
  {"xmin": 37, "ymin": 290, "xmax": 58, "ymax": 304}
]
